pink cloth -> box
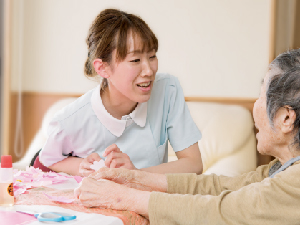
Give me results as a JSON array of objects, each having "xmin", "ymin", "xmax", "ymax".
[{"xmin": 0, "ymin": 211, "xmax": 37, "ymax": 225}]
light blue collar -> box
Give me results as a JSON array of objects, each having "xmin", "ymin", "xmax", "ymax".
[{"xmin": 270, "ymin": 155, "xmax": 300, "ymax": 178}]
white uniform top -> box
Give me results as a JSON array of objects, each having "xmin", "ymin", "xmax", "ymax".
[{"xmin": 39, "ymin": 73, "xmax": 202, "ymax": 169}]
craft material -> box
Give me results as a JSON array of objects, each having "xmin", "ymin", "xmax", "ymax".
[
  {"xmin": 90, "ymin": 160, "xmax": 107, "ymax": 171},
  {"xmin": 13, "ymin": 167, "xmax": 72, "ymax": 196},
  {"xmin": 0, "ymin": 155, "xmax": 14, "ymax": 206}
]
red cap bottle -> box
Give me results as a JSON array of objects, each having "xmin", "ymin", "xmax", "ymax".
[
  {"xmin": 0, "ymin": 155, "xmax": 14, "ymax": 206},
  {"xmin": 1, "ymin": 155, "xmax": 12, "ymax": 168}
]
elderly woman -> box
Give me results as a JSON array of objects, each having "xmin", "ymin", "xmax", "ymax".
[{"xmin": 75, "ymin": 49, "xmax": 300, "ymax": 225}]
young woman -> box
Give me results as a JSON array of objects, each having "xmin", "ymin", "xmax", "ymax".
[{"xmin": 38, "ymin": 9, "xmax": 203, "ymax": 176}]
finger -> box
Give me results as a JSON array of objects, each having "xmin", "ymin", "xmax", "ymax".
[
  {"xmin": 74, "ymin": 187, "xmax": 81, "ymax": 199},
  {"xmin": 81, "ymin": 161, "xmax": 94, "ymax": 170},
  {"xmin": 110, "ymin": 158, "xmax": 124, "ymax": 169},
  {"xmin": 102, "ymin": 144, "xmax": 121, "ymax": 157},
  {"xmin": 104, "ymin": 151, "xmax": 114, "ymax": 167},
  {"xmin": 87, "ymin": 153, "xmax": 102, "ymax": 163},
  {"xmin": 80, "ymin": 162, "xmax": 95, "ymax": 176},
  {"xmin": 107, "ymin": 153, "xmax": 136, "ymax": 170},
  {"xmin": 105, "ymin": 152, "xmax": 123, "ymax": 168}
]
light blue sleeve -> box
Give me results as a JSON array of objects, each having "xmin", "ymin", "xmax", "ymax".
[{"xmin": 166, "ymin": 76, "xmax": 202, "ymax": 152}]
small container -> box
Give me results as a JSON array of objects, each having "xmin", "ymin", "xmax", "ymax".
[{"xmin": 0, "ymin": 155, "xmax": 14, "ymax": 206}]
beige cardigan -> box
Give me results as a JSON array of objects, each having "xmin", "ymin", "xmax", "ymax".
[{"xmin": 148, "ymin": 159, "xmax": 300, "ymax": 225}]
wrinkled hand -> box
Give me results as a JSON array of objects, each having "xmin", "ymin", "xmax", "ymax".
[
  {"xmin": 79, "ymin": 153, "xmax": 102, "ymax": 177},
  {"xmin": 103, "ymin": 144, "xmax": 137, "ymax": 170},
  {"xmin": 89, "ymin": 167, "xmax": 167, "ymax": 192},
  {"xmin": 74, "ymin": 177, "xmax": 139, "ymax": 211}
]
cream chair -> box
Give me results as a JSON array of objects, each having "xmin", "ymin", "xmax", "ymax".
[
  {"xmin": 169, "ymin": 102, "xmax": 257, "ymax": 176},
  {"xmin": 14, "ymin": 99, "xmax": 257, "ymax": 176}
]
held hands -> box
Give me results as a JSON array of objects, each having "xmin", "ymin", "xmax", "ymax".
[{"xmin": 103, "ymin": 144, "xmax": 137, "ymax": 170}]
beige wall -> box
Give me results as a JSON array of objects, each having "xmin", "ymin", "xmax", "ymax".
[{"xmin": 11, "ymin": 0, "xmax": 272, "ymax": 98}]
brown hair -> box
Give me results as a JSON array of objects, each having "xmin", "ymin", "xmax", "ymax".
[{"xmin": 84, "ymin": 9, "xmax": 158, "ymax": 89}]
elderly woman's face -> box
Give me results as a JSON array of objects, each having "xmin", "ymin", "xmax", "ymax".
[{"xmin": 253, "ymin": 72, "xmax": 280, "ymax": 155}]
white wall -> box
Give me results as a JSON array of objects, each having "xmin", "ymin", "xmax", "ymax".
[{"xmin": 11, "ymin": 0, "xmax": 271, "ymax": 98}]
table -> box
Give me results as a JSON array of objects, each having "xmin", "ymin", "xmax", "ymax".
[{"xmin": 0, "ymin": 174, "xmax": 124, "ymax": 225}]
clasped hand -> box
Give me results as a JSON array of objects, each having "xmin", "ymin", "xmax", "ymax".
[
  {"xmin": 103, "ymin": 144, "xmax": 137, "ymax": 170},
  {"xmin": 79, "ymin": 144, "xmax": 136, "ymax": 177}
]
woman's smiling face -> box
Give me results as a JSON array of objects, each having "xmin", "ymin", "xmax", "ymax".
[{"xmin": 105, "ymin": 32, "xmax": 158, "ymax": 104}]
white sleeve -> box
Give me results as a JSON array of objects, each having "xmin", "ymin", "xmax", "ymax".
[{"xmin": 39, "ymin": 119, "xmax": 73, "ymax": 167}]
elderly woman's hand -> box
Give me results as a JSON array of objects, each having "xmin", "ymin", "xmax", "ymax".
[
  {"xmin": 89, "ymin": 167, "xmax": 168, "ymax": 192},
  {"xmin": 74, "ymin": 177, "xmax": 150, "ymax": 217}
]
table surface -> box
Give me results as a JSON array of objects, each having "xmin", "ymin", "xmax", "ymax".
[{"xmin": 0, "ymin": 176, "xmax": 123, "ymax": 225}]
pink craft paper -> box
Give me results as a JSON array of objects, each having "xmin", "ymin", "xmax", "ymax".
[
  {"xmin": 13, "ymin": 167, "xmax": 71, "ymax": 197},
  {"xmin": 0, "ymin": 211, "xmax": 37, "ymax": 225},
  {"xmin": 73, "ymin": 176, "xmax": 83, "ymax": 183},
  {"xmin": 90, "ymin": 160, "xmax": 106, "ymax": 171},
  {"xmin": 14, "ymin": 186, "xmax": 27, "ymax": 196},
  {"xmin": 43, "ymin": 192, "xmax": 75, "ymax": 203}
]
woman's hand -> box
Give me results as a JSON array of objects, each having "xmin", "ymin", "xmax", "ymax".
[
  {"xmin": 79, "ymin": 153, "xmax": 102, "ymax": 177},
  {"xmin": 74, "ymin": 177, "xmax": 150, "ymax": 217},
  {"xmin": 89, "ymin": 167, "xmax": 168, "ymax": 192},
  {"xmin": 103, "ymin": 144, "xmax": 137, "ymax": 170}
]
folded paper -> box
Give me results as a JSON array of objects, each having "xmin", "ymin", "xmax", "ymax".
[{"xmin": 90, "ymin": 160, "xmax": 106, "ymax": 171}]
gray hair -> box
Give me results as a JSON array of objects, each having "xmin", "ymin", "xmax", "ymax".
[{"xmin": 267, "ymin": 49, "xmax": 300, "ymax": 147}]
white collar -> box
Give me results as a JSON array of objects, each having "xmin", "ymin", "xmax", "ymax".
[{"xmin": 91, "ymin": 85, "xmax": 147, "ymax": 137}]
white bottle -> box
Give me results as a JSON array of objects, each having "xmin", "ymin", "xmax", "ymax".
[{"xmin": 0, "ymin": 155, "xmax": 14, "ymax": 206}]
